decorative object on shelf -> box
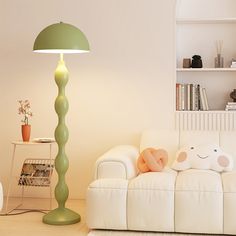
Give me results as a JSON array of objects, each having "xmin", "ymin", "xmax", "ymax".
[
  {"xmin": 230, "ymin": 59, "xmax": 236, "ymax": 68},
  {"xmin": 230, "ymin": 89, "xmax": 236, "ymax": 102},
  {"xmin": 33, "ymin": 22, "xmax": 89, "ymax": 225},
  {"xmin": 191, "ymin": 55, "xmax": 202, "ymax": 68},
  {"xmin": 215, "ymin": 40, "xmax": 224, "ymax": 68},
  {"xmin": 21, "ymin": 125, "xmax": 31, "ymax": 142},
  {"xmin": 225, "ymin": 102, "xmax": 236, "ymax": 111},
  {"xmin": 18, "ymin": 100, "xmax": 33, "ymax": 142},
  {"xmin": 33, "ymin": 138, "xmax": 55, "ymax": 143},
  {"xmin": 183, "ymin": 58, "xmax": 191, "ymax": 68}
]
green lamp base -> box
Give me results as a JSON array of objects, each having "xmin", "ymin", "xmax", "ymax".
[{"xmin": 43, "ymin": 207, "xmax": 81, "ymax": 225}]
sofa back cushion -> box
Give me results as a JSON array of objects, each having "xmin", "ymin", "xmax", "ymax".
[
  {"xmin": 140, "ymin": 129, "xmax": 236, "ymax": 170},
  {"xmin": 179, "ymin": 131, "xmax": 219, "ymax": 147}
]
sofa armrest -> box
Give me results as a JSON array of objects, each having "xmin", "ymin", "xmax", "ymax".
[{"xmin": 95, "ymin": 145, "xmax": 139, "ymax": 180}]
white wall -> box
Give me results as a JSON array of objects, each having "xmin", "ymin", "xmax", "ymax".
[
  {"xmin": 176, "ymin": 0, "xmax": 236, "ymax": 18},
  {"xmin": 0, "ymin": 0, "xmax": 176, "ymax": 199}
]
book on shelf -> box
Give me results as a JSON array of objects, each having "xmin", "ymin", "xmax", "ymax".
[
  {"xmin": 199, "ymin": 87, "xmax": 205, "ymax": 110},
  {"xmin": 176, "ymin": 84, "xmax": 179, "ymax": 110},
  {"xmin": 18, "ymin": 159, "xmax": 54, "ymax": 187},
  {"xmin": 176, "ymin": 83, "xmax": 209, "ymax": 111},
  {"xmin": 186, "ymin": 84, "xmax": 191, "ymax": 111},
  {"xmin": 197, "ymin": 84, "xmax": 201, "ymax": 111},
  {"xmin": 202, "ymin": 88, "xmax": 209, "ymax": 110}
]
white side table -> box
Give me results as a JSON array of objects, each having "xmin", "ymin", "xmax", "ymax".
[{"xmin": 5, "ymin": 141, "xmax": 55, "ymax": 214}]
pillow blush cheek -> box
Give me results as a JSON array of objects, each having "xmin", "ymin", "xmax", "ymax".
[
  {"xmin": 177, "ymin": 152, "xmax": 187, "ymax": 163},
  {"xmin": 217, "ymin": 155, "xmax": 229, "ymax": 167}
]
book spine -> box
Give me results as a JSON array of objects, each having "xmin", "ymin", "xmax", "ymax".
[
  {"xmin": 181, "ymin": 84, "xmax": 185, "ymax": 110},
  {"xmin": 178, "ymin": 83, "xmax": 182, "ymax": 110},
  {"xmin": 176, "ymin": 84, "xmax": 179, "ymax": 111},
  {"xmin": 190, "ymin": 84, "xmax": 195, "ymax": 111},
  {"xmin": 202, "ymin": 88, "xmax": 209, "ymax": 110},
  {"xmin": 199, "ymin": 87, "xmax": 207, "ymax": 110},
  {"xmin": 187, "ymin": 84, "xmax": 191, "ymax": 111},
  {"xmin": 195, "ymin": 84, "xmax": 200, "ymax": 110}
]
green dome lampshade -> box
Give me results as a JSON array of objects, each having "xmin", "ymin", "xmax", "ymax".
[{"xmin": 33, "ymin": 22, "xmax": 89, "ymax": 53}]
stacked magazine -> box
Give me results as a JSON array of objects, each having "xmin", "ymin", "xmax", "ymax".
[
  {"xmin": 18, "ymin": 159, "xmax": 54, "ymax": 187},
  {"xmin": 230, "ymin": 60, "xmax": 236, "ymax": 68},
  {"xmin": 225, "ymin": 102, "xmax": 236, "ymax": 111},
  {"xmin": 176, "ymin": 83, "xmax": 209, "ymax": 111}
]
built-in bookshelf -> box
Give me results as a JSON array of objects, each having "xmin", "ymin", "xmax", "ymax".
[
  {"xmin": 175, "ymin": 1, "xmax": 236, "ymax": 130},
  {"xmin": 176, "ymin": 14, "xmax": 236, "ymax": 112}
]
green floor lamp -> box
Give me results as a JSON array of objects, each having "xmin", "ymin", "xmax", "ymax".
[{"xmin": 33, "ymin": 22, "xmax": 89, "ymax": 225}]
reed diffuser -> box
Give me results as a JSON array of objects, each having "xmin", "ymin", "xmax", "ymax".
[{"xmin": 215, "ymin": 40, "xmax": 224, "ymax": 68}]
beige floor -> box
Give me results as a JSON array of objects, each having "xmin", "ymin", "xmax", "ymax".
[{"xmin": 0, "ymin": 197, "xmax": 89, "ymax": 236}]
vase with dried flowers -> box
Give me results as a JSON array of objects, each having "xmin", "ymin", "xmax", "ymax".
[{"xmin": 18, "ymin": 100, "xmax": 33, "ymax": 142}]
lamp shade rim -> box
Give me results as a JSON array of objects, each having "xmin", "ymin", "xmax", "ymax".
[{"xmin": 33, "ymin": 49, "xmax": 89, "ymax": 54}]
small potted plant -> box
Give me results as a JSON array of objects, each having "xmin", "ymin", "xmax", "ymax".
[{"xmin": 18, "ymin": 100, "xmax": 33, "ymax": 142}]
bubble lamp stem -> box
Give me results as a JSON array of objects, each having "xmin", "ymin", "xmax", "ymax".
[{"xmin": 42, "ymin": 54, "xmax": 80, "ymax": 225}]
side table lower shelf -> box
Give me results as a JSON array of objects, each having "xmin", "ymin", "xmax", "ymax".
[{"xmin": 5, "ymin": 141, "xmax": 55, "ymax": 214}]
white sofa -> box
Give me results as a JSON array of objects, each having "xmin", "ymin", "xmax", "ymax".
[{"xmin": 86, "ymin": 130, "xmax": 236, "ymax": 235}]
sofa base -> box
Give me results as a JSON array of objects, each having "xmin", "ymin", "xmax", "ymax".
[{"xmin": 88, "ymin": 230, "xmax": 222, "ymax": 236}]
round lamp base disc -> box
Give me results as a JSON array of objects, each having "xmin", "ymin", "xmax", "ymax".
[{"xmin": 43, "ymin": 207, "xmax": 81, "ymax": 225}]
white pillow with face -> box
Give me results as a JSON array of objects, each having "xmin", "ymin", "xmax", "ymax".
[{"xmin": 172, "ymin": 144, "xmax": 234, "ymax": 172}]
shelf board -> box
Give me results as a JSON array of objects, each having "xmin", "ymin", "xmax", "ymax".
[
  {"xmin": 176, "ymin": 18, "xmax": 236, "ymax": 24},
  {"xmin": 175, "ymin": 110, "xmax": 236, "ymax": 113},
  {"xmin": 177, "ymin": 68, "xmax": 236, "ymax": 72}
]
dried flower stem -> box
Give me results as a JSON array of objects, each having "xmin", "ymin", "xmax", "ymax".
[{"xmin": 18, "ymin": 100, "xmax": 33, "ymax": 125}]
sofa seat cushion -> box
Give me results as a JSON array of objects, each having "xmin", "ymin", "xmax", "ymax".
[
  {"xmin": 175, "ymin": 169, "xmax": 223, "ymax": 234},
  {"xmin": 222, "ymin": 171, "xmax": 236, "ymax": 234},
  {"xmin": 176, "ymin": 169, "xmax": 223, "ymax": 191},
  {"xmin": 127, "ymin": 168, "xmax": 177, "ymax": 232}
]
